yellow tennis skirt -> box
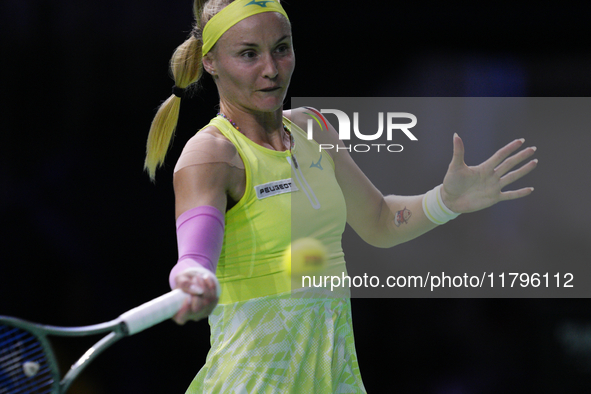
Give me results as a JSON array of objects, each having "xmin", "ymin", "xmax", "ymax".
[{"xmin": 185, "ymin": 290, "xmax": 366, "ymax": 393}]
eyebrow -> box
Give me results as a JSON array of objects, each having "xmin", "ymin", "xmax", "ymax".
[{"xmin": 236, "ymin": 35, "xmax": 291, "ymax": 48}]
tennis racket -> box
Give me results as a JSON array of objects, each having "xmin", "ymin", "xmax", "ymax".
[{"xmin": 0, "ymin": 289, "xmax": 189, "ymax": 394}]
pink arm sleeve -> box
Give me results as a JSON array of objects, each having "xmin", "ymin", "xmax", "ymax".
[{"xmin": 169, "ymin": 205, "xmax": 225, "ymax": 290}]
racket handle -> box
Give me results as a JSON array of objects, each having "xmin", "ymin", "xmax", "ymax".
[{"xmin": 119, "ymin": 289, "xmax": 189, "ymax": 335}]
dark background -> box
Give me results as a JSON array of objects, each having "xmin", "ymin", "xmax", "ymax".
[{"xmin": 1, "ymin": 0, "xmax": 591, "ymax": 392}]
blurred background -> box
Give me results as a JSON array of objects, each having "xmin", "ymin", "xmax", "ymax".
[{"xmin": 1, "ymin": 0, "xmax": 590, "ymax": 392}]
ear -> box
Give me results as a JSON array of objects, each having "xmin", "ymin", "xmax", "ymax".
[{"xmin": 202, "ymin": 53, "xmax": 216, "ymax": 76}]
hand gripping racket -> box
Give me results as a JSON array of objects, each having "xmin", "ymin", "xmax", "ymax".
[{"xmin": 0, "ymin": 289, "xmax": 189, "ymax": 393}]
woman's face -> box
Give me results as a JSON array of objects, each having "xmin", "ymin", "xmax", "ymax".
[{"xmin": 205, "ymin": 12, "xmax": 295, "ymax": 114}]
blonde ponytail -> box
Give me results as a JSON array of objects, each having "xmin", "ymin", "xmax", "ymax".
[
  {"xmin": 144, "ymin": 31, "xmax": 204, "ymax": 181},
  {"xmin": 144, "ymin": 0, "xmax": 238, "ymax": 180}
]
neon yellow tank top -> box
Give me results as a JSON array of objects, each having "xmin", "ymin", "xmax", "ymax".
[{"xmin": 209, "ymin": 115, "xmax": 347, "ymax": 304}]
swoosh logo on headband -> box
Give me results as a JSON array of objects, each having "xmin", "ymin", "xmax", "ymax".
[{"xmin": 245, "ymin": 0, "xmax": 275, "ymax": 7}]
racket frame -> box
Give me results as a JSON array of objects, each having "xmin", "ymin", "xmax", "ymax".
[
  {"xmin": 0, "ymin": 288, "xmax": 188, "ymax": 393},
  {"xmin": 1, "ymin": 315, "xmax": 126, "ymax": 393}
]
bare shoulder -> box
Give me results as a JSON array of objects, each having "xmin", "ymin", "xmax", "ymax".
[
  {"xmin": 173, "ymin": 126, "xmax": 244, "ymax": 217},
  {"xmin": 184, "ymin": 125, "xmax": 237, "ymax": 152},
  {"xmin": 176, "ymin": 125, "xmax": 244, "ymax": 173}
]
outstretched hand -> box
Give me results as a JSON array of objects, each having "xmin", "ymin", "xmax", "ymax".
[{"xmin": 441, "ymin": 134, "xmax": 538, "ymax": 214}]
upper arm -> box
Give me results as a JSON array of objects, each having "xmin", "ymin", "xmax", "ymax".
[
  {"xmin": 174, "ymin": 163, "xmax": 230, "ymax": 219},
  {"xmin": 173, "ymin": 128, "xmax": 243, "ymax": 219},
  {"xmin": 288, "ymin": 107, "xmax": 387, "ymax": 244}
]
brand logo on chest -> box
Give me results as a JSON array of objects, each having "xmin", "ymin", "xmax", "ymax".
[{"xmin": 255, "ymin": 178, "xmax": 298, "ymax": 200}]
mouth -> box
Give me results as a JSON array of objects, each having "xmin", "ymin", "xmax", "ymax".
[{"xmin": 259, "ymin": 86, "xmax": 281, "ymax": 92}]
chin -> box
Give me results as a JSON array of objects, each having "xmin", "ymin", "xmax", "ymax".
[{"xmin": 255, "ymin": 98, "xmax": 285, "ymax": 113}]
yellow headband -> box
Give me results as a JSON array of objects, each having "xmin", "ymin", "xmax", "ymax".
[{"xmin": 202, "ymin": 0, "xmax": 289, "ymax": 55}]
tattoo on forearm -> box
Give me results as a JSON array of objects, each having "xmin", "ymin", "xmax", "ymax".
[{"xmin": 394, "ymin": 207, "xmax": 412, "ymax": 227}]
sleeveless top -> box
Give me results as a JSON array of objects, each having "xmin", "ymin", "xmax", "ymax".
[{"xmin": 210, "ymin": 115, "xmax": 349, "ymax": 303}]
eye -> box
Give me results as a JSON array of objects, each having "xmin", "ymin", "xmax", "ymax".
[
  {"xmin": 240, "ymin": 50, "xmax": 258, "ymax": 59},
  {"xmin": 275, "ymin": 44, "xmax": 290, "ymax": 54}
]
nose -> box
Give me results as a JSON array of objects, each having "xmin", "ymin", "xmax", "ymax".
[{"xmin": 262, "ymin": 53, "xmax": 278, "ymax": 79}]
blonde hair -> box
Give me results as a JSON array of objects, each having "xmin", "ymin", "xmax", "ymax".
[{"xmin": 144, "ymin": 0, "xmax": 235, "ymax": 181}]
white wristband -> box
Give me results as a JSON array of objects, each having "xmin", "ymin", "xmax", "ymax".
[{"xmin": 422, "ymin": 185, "xmax": 461, "ymax": 225}]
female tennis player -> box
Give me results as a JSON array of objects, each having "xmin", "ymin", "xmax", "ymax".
[{"xmin": 144, "ymin": 0, "xmax": 537, "ymax": 392}]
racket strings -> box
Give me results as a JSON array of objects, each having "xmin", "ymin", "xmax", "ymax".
[{"xmin": 0, "ymin": 324, "xmax": 55, "ymax": 394}]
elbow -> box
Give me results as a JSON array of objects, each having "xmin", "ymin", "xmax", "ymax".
[
  {"xmin": 357, "ymin": 229, "xmax": 402, "ymax": 249},
  {"xmin": 368, "ymin": 238, "xmax": 402, "ymax": 249}
]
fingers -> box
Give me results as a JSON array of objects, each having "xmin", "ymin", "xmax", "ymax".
[
  {"xmin": 485, "ymin": 138, "xmax": 525, "ymax": 170},
  {"xmin": 496, "ymin": 143, "xmax": 537, "ymax": 200},
  {"xmin": 173, "ymin": 269, "xmax": 219, "ymax": 325},
  {"xmin": 187, "ymin": 293, "xmax": 207, "ymax": 316},
  {"xmin": 499, "ymin": 186, "xmax": 535, "ymax": 202},
  {"xmin": 189, "ymin": 274, "xmax": 205, "ymax": 296},
  {"xmin": 202, "ymin": 274, "xmax": 219, "ymax": 297},
  {"xmin": 499, "ymin": 157, "xmax": 538, "ymax": 189},
  {"xmin": 173, "ymin": 289, "xmax": 217, "ymax": 325},
  {"xmin": 172, "ymin": 301, "xmax": 192, "ymax": 325},
  {"xmin": 450, "ymin": 133, "xmax": 465, "ymax": 168},
  {"xmin": 495, "ymin": 146, "xmax": 537, "ymax": 177}
]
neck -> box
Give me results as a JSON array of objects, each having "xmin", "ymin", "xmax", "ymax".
[{"xmin": 219, "ymin": 102, "xmax": 288, "ymax": 151}]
